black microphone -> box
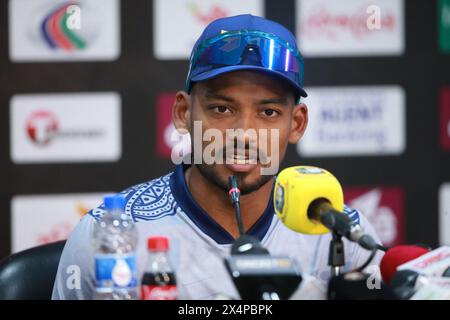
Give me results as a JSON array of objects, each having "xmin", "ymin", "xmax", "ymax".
[
  {"xmin": 227, "ymin": 175, "xmax": 268, "ymax": 255},
  {"xmin": 308, "ymin": 199, "xmax": 379, "ymax": 251},
  {"xmin": 388, "ymin": 270, "xmax": 420, "ymax": 300},
  {"xmin": 231, "ymin": 234, "xmax": 269, "ymax": 255},
  {"xmin": 224, "ymin": 175, "xmax": 302, "ymax": 300},
  {"xmin": 228, "ymin": 175, "xmax": 245, "ymax": 237},
  {"xmin": 384, "ymin": 246, "xmax": 450, "ymax": 299}
]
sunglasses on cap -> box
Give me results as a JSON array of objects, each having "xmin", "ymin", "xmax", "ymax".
[{"xmin": 186, "ymin": 30, "xmax": 306, "ymax": 99}]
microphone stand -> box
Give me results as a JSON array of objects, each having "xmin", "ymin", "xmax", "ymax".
[{"xmin": 329, "ymin": 231, "xmax": 345, "ymax": 277}]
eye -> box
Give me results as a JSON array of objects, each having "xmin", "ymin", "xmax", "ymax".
[
  {"xmin": 261, "ymin": 108, "xmax": 280, "ymax": 117},
  {"xmin": 210, "ymin": 105, "xmax": 231, "ymax": 114}
]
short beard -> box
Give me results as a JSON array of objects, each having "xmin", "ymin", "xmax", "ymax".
[{"xmin": 195, "ymin": 163, "xmax": 274, "ymax": 195}]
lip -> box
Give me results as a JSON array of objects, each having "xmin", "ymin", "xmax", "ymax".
[{"xmin": 224, "ymin": 162, "xmax": 258, "ymax": 173}]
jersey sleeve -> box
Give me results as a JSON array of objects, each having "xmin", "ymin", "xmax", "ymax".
[{"xmin": 51, "ymin": 214, "xmax": 96, "ymax": 300}]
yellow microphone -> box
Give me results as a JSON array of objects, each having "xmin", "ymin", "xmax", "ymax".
[
  {"xmin": 273, "ymin": 166, "xmax": 379, "ymax": 250},
  {"xmin": 273, "ymin": 166, "xmax": 344, "ymax": 235}
]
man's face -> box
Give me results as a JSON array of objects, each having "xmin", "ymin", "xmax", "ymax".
[{"xmin": 177, "ymin": 70, "xmax": 307, "ymax": 195}]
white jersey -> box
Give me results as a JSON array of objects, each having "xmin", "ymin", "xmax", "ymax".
[{"xmin": 52, "ymin": 164, "xmax": 384, "ymax": 300}]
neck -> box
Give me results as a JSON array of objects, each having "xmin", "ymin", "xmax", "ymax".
[{"xmin": 185, "ymin": 165, "xmax": 274, "ymax": 239}]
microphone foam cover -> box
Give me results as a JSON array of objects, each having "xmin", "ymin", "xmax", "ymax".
[
  {"xmin": 274, "ymin": 166, "xmax": 343, "ymax": 235},
  {"xmin": 380, "ymin": 245, "xmax": 429, "ymax": 284}
]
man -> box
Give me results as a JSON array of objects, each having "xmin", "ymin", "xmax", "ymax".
[{"xmin": 52, "ymin": 14, "xmax": 383, "ymax": 300}]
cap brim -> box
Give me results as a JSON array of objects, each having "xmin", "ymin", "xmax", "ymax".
[{"xmin": 190, "ymin": 65, "xmax": 307, "ymax": 98}]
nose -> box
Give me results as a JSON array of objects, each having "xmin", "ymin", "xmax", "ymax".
[{"xmin": 227, "ymin": 109, "xmax": 258, "ymax": 148}]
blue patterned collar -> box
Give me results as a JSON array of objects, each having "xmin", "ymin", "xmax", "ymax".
[{"xmin": 169, "ymin": 164, "xmax": 275, "ymax": 245}]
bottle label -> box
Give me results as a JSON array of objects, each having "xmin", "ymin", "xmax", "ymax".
[
  {"xmin": 141, "ymin": 285, "xmax": 178, "ymax": 300},
  {"xmin": 95, "ymin": 253, "xmax": 138, "ymax": 289}
]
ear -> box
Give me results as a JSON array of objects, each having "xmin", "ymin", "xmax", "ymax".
[
  {"xmin": 288, "ymin": 103, "xmax": 308, "ymax": 144},
  {"xmin": 172, "ymin": 91, "xmax": 191, "ymax": 133}
]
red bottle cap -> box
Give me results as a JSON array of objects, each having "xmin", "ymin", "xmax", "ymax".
[{"xmin": 147, "ymin": 236, "xmax": 169, "ymax": 252}]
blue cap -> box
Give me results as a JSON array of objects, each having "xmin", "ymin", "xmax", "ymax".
[
  {"xmin": 104, "ymin": 194, "xmax": 126, "ymax": 211},
  {"xmin": 186, "ymin": 14, "xmax": 307, "ymax": 99}
]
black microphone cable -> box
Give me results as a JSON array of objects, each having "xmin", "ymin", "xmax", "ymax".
[{"xmin": 353, "ymin": 248, "xmax": 378, "ymax": 273}]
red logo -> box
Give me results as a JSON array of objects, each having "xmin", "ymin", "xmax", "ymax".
[
  {"xmin": 26, "ymin": 110, "xmax": 59, "ymax": 145},
  {"xmin": 36, "ymin": 222, "xmax": 72, "ymax": 245},
  {"xmin": 440, "ymin": 88, "xmax": 450, "ymax": 151},
  {"xmin": 156, "ymin": 93, "xmax": 177, "ymax": 158},
  {"xmin": 190, "ymin": 4, "xmax": 229, "ymax": 25},
  {"xmin": 141, "ymin": 285, "xmax": 177, "ymax": 300},
  {"xmin": 302, "ymin": 4, "xmax": 396, "ymax": 40},
  {"xmin": 414, "ymin": 252, "xmax": 450, "ymax": 269},
  {"xmin": 344, "ymin": 187, "xmax": 405, "ymax": 247}
]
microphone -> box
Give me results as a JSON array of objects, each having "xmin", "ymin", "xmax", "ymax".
[
  {"xmin": 328, "ymin": 245, "xmax": 430, "ymax": 300},
  {"xmin": 381, "ymin": 245, "xmax": 450, "ymax": 299},
  {"xmin": 227, "ymin": 175, "xmax": 268, "ymax": 255},
  {"xmin": 224, "ymin": 254, "xmax": 302, "ymax": 300},
  {"xmin": 228, "ymin": 175, "xmax": 240, "ymax": 205},
  {"xmin": 380, "ymin": 245, "xmax": 430, "ymax": 284},
  {"xmin": 228, "ymin": 175, "xmax": 243, "ymax": 236},
  {"xmin": 273, "ymin": 166, "xmax": 380, "ymax": 251},
  {"xmin": 230, "ymin": 234, "xmax": 269, "ymax": 255},
  {"xmin": 224, "ymin": 175, "xmax": 302, "ymax": 300}
]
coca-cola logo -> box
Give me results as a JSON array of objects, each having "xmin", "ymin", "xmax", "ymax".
[{"xmin": 141, "ymin": 285, "xmax": 178, "ymax": 300}]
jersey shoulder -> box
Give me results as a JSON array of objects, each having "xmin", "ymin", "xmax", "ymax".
[
  {"xmin": 89, "ymin": 172, "xmax": 176, "ymax": 222},
  {"xmin": 342, "ymin": 204, "xmax": 361, "ymax": 226}
]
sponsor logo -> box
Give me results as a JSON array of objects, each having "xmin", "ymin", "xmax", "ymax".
[
  {"xmin": 344, "ymin": 187, "xmax": 405, "ymax": 247},
  {"xmin": 188, "ymin": 2, "xmax": 229, "ymax": 25},
  {"xmin": 153, "ymin": 0, "xmax": 263, "ymax": 59},
  {"xmin": 25, "ymin": 109, "xmax": 103, "ymax": 146},
  {"xmin": 11, "ymin": 193, "xmax": 108, "ymax": 253},
  {"xmin": 40, "ymin": 2, "xmax": 85, "ymax": 52},
  {"xmin": 297, "ymin": 86, "xmax": 405, "ymax": 157},
  {"xmin": 10, "ymin": 92, "xmax": 121, "ymax": 163},
  {"xmin": 26, "ymin": 110, "xmax": 59, "ymax": 145},
  {"xmin": 141, "ymin": 285, "xmax": 178, "ymax": 300},
  {"xmin": 297, "ymin": 0, "xmax": 404, "ymax": 56},
  {"xmin": 9, "ymin": 0, "xmax": 120, "ymax": 61}
]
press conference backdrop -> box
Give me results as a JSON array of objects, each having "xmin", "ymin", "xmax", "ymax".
[{"xmin": 0, "ymin": 0, "xmax": 449, "ymax": 259}]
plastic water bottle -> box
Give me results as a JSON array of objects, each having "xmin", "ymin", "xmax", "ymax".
[
  {"xmin": 141, "ymin": 236, "xmax": 178, "ymax": 300},
  {"xmin": 93, "ymin": 194, "xmax": 139, "ymax": 300}
]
